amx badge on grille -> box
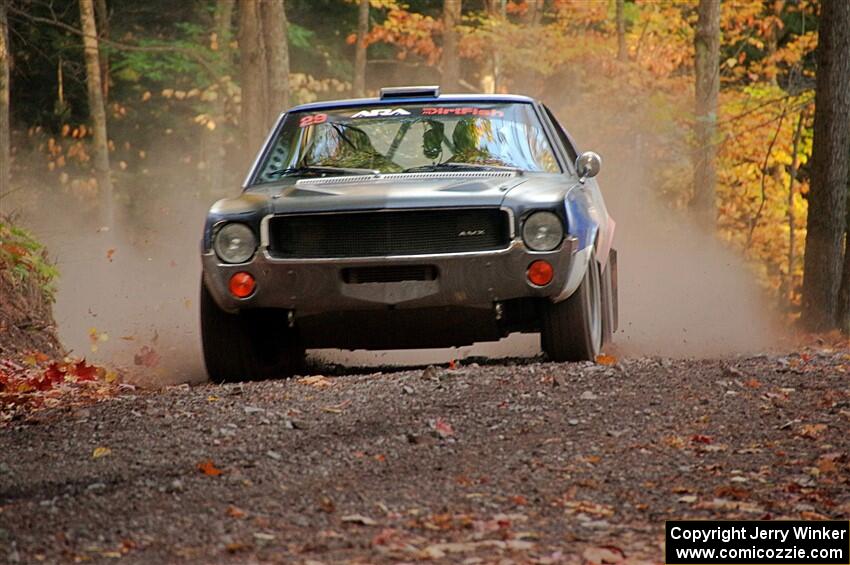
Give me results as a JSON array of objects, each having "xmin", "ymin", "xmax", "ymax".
[{"xmin": 458, "ymin": 230, "xmax": 486, "ymax": 236}]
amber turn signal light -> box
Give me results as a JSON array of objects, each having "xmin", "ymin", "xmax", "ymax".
[
  {"xmin": 527, "ymin": 260, "xmax": 554, "ymax": 286},
  {"xmin": 229, "ymin": 272, "xmax": 256, "ymax": 298}
]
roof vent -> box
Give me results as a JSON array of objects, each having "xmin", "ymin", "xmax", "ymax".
[{"xmin": 379, "ymin": 86, "xmax": 440, "ymax": 100}]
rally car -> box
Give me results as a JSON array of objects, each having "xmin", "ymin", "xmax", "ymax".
[{"xmin": 201, "ymin": 86, "xmax": 617, "ymax": 381}]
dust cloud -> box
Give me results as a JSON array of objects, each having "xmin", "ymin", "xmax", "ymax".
[{"xmin": 8, "ymin": 85, "xmax": 783, "ymax": 386}]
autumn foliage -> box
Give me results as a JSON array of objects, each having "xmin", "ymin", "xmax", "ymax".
[{"xmin": 0, "ymin": 355, "xmax": 123, "ymax": 420}]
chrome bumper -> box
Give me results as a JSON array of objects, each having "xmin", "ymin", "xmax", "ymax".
[{"xmin": 202, "ymin": 237, "xmax": 581, "ymax": 315}]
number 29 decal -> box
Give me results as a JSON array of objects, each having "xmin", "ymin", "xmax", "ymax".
[{"xmin": 298, "ymin": 113, "xmax": 328, "ymax": 128}]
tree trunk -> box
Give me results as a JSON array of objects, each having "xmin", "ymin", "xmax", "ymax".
[
  {"xmin": 95, "ymin": 0, "xmax": 109, "ymax": 101},
  {"xmin": 785, "ymin": 109, "xmax": 805, "ymax": 308},
  {"xmin": 353, "ymin": 0, "xmax": 369, "ymax": 97},
  {"xmin": 691, "ymin": 0, "xmax": 720, "ymax": 229},
  {"xmin": 765, "ymin": 0, "xmax": 785, "ymax": 86},
  {"xmin": 803, "ymin": 0, "xmax": 850, "ymax": 331},
  {"xmin": 483, "ymin": 0, "xmax": 505, "ymax": 93},
  {"xmin": 206, "ymin": 0, "xmax": 234, "ymax": 198},
  {"xmin": 0, "ymin": 1, "xmax": 10, "ymax": 202},
  {"xmin": 442, "ymin": 0, "xmax": 461, "ymax": 92},
  {"xmin": 616, "ymin": 0, "xmax": 627, "ymax": 61},
  {"xmin": 238, "ymin": 0, "xmax": 268, "ymax": 162},
  {"xmin": 260, "ymin": 0, "xmax": 289, "ymax": 123},
  {"xmin": 523, "ymin": 0, "xmax": 542, "ymax": 26},
  {"xmin": 79, "ymin": 0, "xmax": 114, "ymax": 228}
]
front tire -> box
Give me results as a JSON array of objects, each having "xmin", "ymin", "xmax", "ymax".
[
  {"xmin": 541, "ymin": 250, "xmax": 603, "ymax": 362},
  {"xmin": 201, "ymin": 280, "xmax": 304, "ymax": 382}
]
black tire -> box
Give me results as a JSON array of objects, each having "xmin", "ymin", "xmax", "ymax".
[
  {"xmin": 600, "ymin": 248, "xmax": 618, "ymax": 345},
  {"xmin": 541, "ymin": 249, "xmax": 603, "ymax": 362},
  {"xmin": 200, "ymin": 280, "xmax": 304, "ymax": 382}
]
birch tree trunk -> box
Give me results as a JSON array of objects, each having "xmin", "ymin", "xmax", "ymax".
[
  {"xmin": 442, "ymin": 0, "xmax": 461, "ymax": 92},
  {"xmin": 353, "ymin": 0, "xmax": 369, "ymax": 97},
  {"xmin": 691, "ymin": 0, "xmax": 720, "ymax": 229},
  {"xmin": 95, "ymin": 0, "xmax": 109, "ymax": 101},
  {"xmin": 803, "ymin": 0, "xmax": 850, "ymax": 331},
  {"xmin": 79, "ymin": 0, "xmax": 114, "ymax": 228},
  {"xmin": 0, "ymin": 1, "xmax": 10, "ymax": 202}
]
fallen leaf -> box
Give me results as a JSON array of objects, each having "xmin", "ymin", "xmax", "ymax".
[
  {"xmin": 595, "ymin": 354, "xmax": 617, "ymax": 366},
  {"xmin": 434, "ymin": 417, "xmax": 454, "ymax": 438},
  {"xmin": 816, "ymin": 454, "xmax": 839, "ymax": 474},
  {"xmin": 72, "ymin": 360, "xmax": 97, "ymax": 381},
  {"xmin": 226, "ymin": 506, "xmax": 245, "ymax": 518},
  {"xmin": 106, "ymin": 248, "xmax": 115, "ymax": 262},
  {"xmin": 342, "ymin": 514, "xmax": 377, "ymax": 526},
  {"xmin": 322, "ymin": 399, "xmax": 352, "ymax": 413},
  {"xmin": 319, "ymin": 496, "xmax": 336, "ymax": 513},
  {"xmin": 583, "ymin": 545, "xmax": 626, "ymax": 564},
  {"xmin": 197, "ymin": 459, "xmax": 223, "ymax": 476},
  {"xmin": 690, "ymin": 434, "xmax": 713, "ymax": 444},
  {"xmin": 798, "ymin": 423, "xmax": 827, "ymax": 439},
  {"xmin": 225, "ymin": 542, "xmax": 247, "ymax": 553},
  {"xmin": 92, "ymin": 446, "xmax": 112, "ymax": 459},
  {"xmin": 298, "ymin": 375, "xmax": 334, "ymax": 389},
  {"xmin": 744, "ymin": 378, "xmax": 762, "ymax": 388}
]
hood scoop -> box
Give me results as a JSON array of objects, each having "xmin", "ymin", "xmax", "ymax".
[{"xmin": 296, "ymin": 170, "xmax": 517, "ymax": 187}]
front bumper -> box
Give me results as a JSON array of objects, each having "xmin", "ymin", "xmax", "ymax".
[{"xmin": 202, "ymin": 237, "xmax": 580, "ymax": 315}]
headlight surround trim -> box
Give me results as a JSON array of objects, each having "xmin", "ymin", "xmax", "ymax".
[
  {"xmin": 521, "ymin": 211, "xmax": 564, "ymax": 252},
  {"xmin": 213, "ymin": 222, "xmax": 258, "ymax": 264}
]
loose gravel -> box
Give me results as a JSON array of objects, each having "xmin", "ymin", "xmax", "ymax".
[{"xmin": 1, "ymin": 351, "xmax": 849, "ymax": 563}]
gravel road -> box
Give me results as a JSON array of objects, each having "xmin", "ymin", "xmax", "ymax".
[{"xmin": 2, "ymin": 352, "xmax": 849, "ymax": 563}]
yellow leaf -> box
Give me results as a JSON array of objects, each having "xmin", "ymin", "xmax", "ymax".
[{"xmin": 92, "ymin": 447, "xmax": 112, "ymax": 459}]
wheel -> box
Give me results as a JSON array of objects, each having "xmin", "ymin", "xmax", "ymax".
[
  {"xmin": 200, "ymin": 279, "xmax": 305, "ymax": 382},
  {"xmin": 541, "ymin": 249, "xmax": 603, "ymax": 362}
]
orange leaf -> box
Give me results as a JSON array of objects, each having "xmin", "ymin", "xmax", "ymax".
[
  {"xmin": 595, "ymin": 354, "xmax": 617, "ymax": 366},
  {"xmin": 799, "ymin": 424, "xmax": 827, "ymax": 440},
  {"xmin": 197, "ymin": 459, "xmax": 223, "ymax": 476}
]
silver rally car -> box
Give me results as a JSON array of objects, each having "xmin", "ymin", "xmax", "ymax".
[{"xmin": 201, "ymin": 86, "xmax": 617, "ymax": 381}]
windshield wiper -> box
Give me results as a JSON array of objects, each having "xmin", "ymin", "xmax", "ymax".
[
  {"xmin": 267, "ymin": 165, "xmax": 380, "ymax": 178},
  {"xmin": 402, "ymin": 162, "xmax": 522, "ymax": 173}
]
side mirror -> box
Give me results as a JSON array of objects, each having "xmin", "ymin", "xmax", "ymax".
[{"xmin": 575, "ymin": 151, "xmax": 602, "ymax": 182}]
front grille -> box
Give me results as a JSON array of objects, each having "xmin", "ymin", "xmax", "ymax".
[
  {"xmin": 267, "ymin": 208, "xmax": 511, "ymax": 258},
  {"xmin": 342, "ymin": 265, "xmax": 437, "ymax": 284}
]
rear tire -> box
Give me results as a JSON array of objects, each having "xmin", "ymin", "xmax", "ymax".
[
  {"xmin": 201, "ymin": 280, "xmax": 304, "ymax": 382},
  {"xmin": 541, "ymin": 250, "xmax": 603, "ymax": 362}
]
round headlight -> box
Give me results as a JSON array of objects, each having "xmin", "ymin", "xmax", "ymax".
[
  {"xmin": 522, "ymin": 211, "xmax": 564, "ymax": 252},
  {"xmin": 214, "ymin": 223, "xmax": 257, "ymax": 263}
]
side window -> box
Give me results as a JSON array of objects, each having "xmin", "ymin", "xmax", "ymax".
[{"xmin": 543, "ymin": 106, "xmax": 579, "ymax": 164}]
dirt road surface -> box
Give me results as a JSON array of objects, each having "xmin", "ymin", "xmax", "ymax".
[{"xmin": 2, "ymin": 352, "xmax": 849, "ymax": 563}]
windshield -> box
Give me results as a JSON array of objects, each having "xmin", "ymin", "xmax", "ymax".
[{"xmin": 253, "ymin": 102, "xmax": 560, "ymax": 183}]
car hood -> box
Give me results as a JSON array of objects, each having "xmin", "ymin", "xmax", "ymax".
[{"xmin": 247, "ymin": 173, "xmax": 530, "ymax": 214}]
